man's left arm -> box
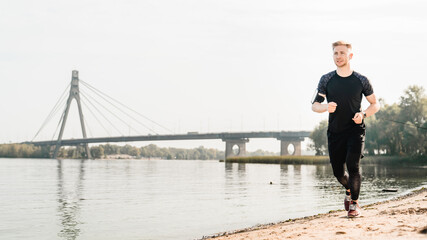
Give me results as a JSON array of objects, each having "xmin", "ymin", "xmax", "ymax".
[{"xmin": 352, "ymin": 94, "xmax": 381, "ymax": 124}]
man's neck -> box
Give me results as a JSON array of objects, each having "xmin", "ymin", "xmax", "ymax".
[{"xmin": 336, "ymin": 65, "xmax": 353, "ymax": 77}]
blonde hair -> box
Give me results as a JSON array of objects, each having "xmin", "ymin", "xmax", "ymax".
[{"xmin": 332, "ymin": 40, "xmax": 352, "ymax": 50}]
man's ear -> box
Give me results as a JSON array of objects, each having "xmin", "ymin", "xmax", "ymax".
[{"xmin": 349, "ymin": 53, "xmax": 353, "ymax": 60}]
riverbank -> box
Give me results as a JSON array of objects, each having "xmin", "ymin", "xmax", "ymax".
[
  {"xmin": 202, "ymin": 187, "xmax": 427, "ymax": 240},
  {"xmin": 225, "ymin": 155, "xmax": 329, "ymax": 164},
  {"xmin": 225, "ymin": 155, "xmax": 426, "ymax": 165}
]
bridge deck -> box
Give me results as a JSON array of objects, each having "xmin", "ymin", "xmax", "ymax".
[{"xmin": 25, "ymin": 131, "xmax": 310, "ymax": 146}]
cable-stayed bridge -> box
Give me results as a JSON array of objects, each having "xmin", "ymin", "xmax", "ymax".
[{"xmin": 25, "ymin": 71, "xmax": 310, "ymax": 159}]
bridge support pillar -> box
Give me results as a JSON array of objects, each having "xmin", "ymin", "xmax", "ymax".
[
  {"xmin": 223, "ymin": 138, "xmax": 249, "ymax": 159},
  {"xmin": 53, "ymin": 70, "xmax": 91, "ymax": 159},
  {"xmin": 279, "ymin": 137, "xmax": 304, "ymax": 156}
]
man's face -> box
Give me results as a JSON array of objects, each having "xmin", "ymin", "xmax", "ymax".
[{"xmin": 333, "ymin": 45, "xmax": 353, "ymax": 68}]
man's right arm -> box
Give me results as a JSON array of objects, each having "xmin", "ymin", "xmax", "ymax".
[
  {"xmin": 312, "ymin": 73, "xmax": 337, "ymax": 113},
  {"xmin": 312, "ymin": 102, "xmax": 328, "ymax": 113},
  {"xmin": 312, "ymin": 93, "xmax": 337, "ymax": 113}
]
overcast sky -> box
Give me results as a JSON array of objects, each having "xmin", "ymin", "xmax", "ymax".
[{"xmin": 1, "ymin": 0, "xmax": 426, "ymax": 152}]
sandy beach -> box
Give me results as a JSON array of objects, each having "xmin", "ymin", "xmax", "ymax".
[{"xmin": 203, "ymin": 188, "xmax": 427, "ymax": 240}]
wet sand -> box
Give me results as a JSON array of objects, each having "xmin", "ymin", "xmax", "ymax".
[{"xmin": 202, "ymin": 188, "xmax": 427, "ymax": 240}]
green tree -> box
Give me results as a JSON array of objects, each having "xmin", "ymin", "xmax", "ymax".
[
  {"xmin": 400, "ymin": 85, "xmax": 426, "ymax": 125},
  {"xmin": 122, "ymin": 144, "xmax": 140, "ymax": 156},
  {"xmin": 103, "ymin": 144, "xmax": 120, "ymax": 155},
  {"xmin": 67, "ymin": 148, "xmax": 75, "ymax": 158},
  {"xmin": 365, "ymin": 115, "xmax": 380, "ymax": 155},
  {"xmin": 373, "ymin": 102, "xmax": 404, "ymax": 155},
  {"xmin": 309, "ymin": 120, "xmax": 328, "ymax": 155},
  {"xmin": 399, "ymin": 86, "xmax": 426, "ymax": 155},
  {"xmin": 90, "ymin": 146, "xmax": 104, "ymax": 159}
]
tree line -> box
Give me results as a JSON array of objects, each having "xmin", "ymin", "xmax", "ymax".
[
  {"xmin": 89, "ymin": 144, "xmax": 226, "ymax": 160},
  {"xmin": 309, "ymin": 85, "xmax": 427, "ymax": 156},
  {"xmin": 0, "ymin": 144, "xmax": 51, "ymax": 158},
  {"xmin": 0, "ymin": 143, "xmax": 277, "ymax": 160}
]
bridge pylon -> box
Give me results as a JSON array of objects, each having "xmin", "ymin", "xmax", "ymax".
[
  {"xmin": 53, "ymin": 70, "xmax": 91, "ymax": 159},
  {"xmin": 223, "ymin": 138, "xmax": 249, "ymax": 158}
]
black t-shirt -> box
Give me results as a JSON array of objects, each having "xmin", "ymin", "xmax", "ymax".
[{"xmin": 315, "ymin": 70, "xmax": 374, "ymax": 133}]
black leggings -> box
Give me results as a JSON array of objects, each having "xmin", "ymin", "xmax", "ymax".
[{"xmin": 328, "ymin": 128, "xmax": 365, "ymax": 201}]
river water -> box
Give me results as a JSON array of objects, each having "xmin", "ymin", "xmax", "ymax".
[{"xmin": 0, "ymin": 158, "xmax": 426, "ymax": 240}]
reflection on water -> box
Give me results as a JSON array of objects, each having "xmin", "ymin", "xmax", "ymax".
[
  {"xmin": 361, "ymin": 164, "xmax": 427, "ymax": 201},
  {"xmin": 56, "ymin": 159, "xmax": 84, "ymax": 240},
  {"xmin": 0, "ymin": 158, "xmax": 425, "ymax": 240}
]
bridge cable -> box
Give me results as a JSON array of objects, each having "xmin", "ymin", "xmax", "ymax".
[
  {"xmin": 80, "ymin": 101, "xmax": 98, "ymax": 137},
  {"xmin": 80, "ymin": 95, "xmax": 111, "ymax": 137},
  {"xmin": 80, "ymin": 80, "xmax": 173, "ymax": 134},
  {"xmin": 32, "ymin": 84, "xmax": 69, "ymax": 141},
  {"xmin": 80, "ymin": 81, "xmax": 159, "ymax": 135},
  {"xmin": 32, "ymin": 84, "xmax": 70, "ymax": 141},
  {"xmin": 51, "ymin": 105, "xmax": 67, "ymax": 141},
  {"xmin": 80, "ymin": 81, "xmax": 157, "ymax": 134},
  {"xmin": 82, "ymin": 86, "xmax": 159, "ymax": 135},
  {"xmin": 39, "ymin": 95, "xmax": 68, "ymax": 141},
  {"xmin": 82, "ymin": 89, "xmax": 142, "ymax": 135},
  {"xmin": 79, "ymin": 90, "xmax": 141, "ymax": 135},
  {"xmin": 80, "ymin": 90, "xmax": 125, "ymax": 136},
  {"xmin": 80, "ymin": 92, "xmax": 115, "ymax": 137},
  {"xmin": 79, "ymin": 102, "xmax": 93, "ymax": 138},
  {"xmin": 80, "ymin": 89, "xmax": 139, "ymax": 135}
]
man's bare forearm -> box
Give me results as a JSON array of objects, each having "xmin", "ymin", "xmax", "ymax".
[
  {"xmin": 312, "ymin": 102, "xmax": 327, "ymax": 113},
  {"xmin": 363, "ymin": 102, "xmax": 380, "ymax": 118},
  {"xmin": 312, "ymin": 102, "xmax": 337, "ymax": 113},
  {"xmin": 362, "ymin": 94, "xmax": 380, "ymax": 118}
]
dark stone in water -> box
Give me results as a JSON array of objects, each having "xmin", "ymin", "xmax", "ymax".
[{"xmin": 382, "ymin": 189, "xmax": 398, "ymax": 192}]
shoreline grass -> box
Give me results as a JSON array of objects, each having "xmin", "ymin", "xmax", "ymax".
[
  {"xmin": 225, "ymin": 155, "xmax": 329, "ymax": 164},
  {"xmin": 225, "ymin": 155, "xmax": 427, "ymax": 165}
]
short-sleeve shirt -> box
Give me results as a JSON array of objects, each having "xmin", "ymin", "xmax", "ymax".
[{"xmin": 315, "ymin": 70, "xmax": 374, "ymax": 133}]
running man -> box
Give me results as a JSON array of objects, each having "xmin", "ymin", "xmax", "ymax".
[{"xmin": 311, "ymin": 41, "xmax": 380, "ymax": 218}]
